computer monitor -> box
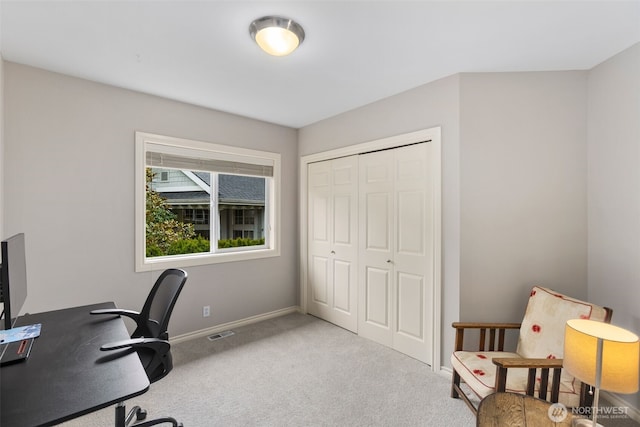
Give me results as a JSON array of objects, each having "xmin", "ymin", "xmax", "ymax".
[{"xmin": 1, "ymin": 233, "xmax": 28, "ymax": 330}]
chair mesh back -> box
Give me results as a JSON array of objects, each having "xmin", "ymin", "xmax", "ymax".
[{"xmin": 137, "ymin": 269, "xmax": 187, "ymax": 340}]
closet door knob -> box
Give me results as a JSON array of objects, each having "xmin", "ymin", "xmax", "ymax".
[
  {"xmin": 386, "ymin": 259, "xmax": 393, "ymax": 264},
  {"xmin": 331, "ymin": 250, "xmax": 335, "ymax": 254}
]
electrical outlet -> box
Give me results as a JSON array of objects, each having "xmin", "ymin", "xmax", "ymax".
[{"xmin": 203, "ymin": 305, "xmax": 210, "ymax": 317}]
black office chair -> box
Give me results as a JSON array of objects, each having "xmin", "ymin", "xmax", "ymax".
[{"xmin": 91, "ymin": 268, "xmax": 188, "ymax": 427}]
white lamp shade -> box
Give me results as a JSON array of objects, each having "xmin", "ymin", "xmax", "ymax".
[{"xmin": 564, "ymin": 319, "xmax": 639, "ymax": 394}]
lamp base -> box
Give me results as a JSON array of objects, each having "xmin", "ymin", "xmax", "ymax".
[{"xmin": 572, "ymin": 419, "xmax": 604, "ymax": 427}]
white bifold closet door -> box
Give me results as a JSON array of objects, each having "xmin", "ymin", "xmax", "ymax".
[
  {"xmin": 307, "ymin": 155, "xmax": 358, "ymax": 333},
  {"xmin": 358, "ymin": 143, "xmax": 434, "ymax": 364}
]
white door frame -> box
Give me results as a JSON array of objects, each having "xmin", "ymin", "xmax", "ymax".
[{"xmin": 299, "ymin": 126, "xmax": 442, "ymax": 371}]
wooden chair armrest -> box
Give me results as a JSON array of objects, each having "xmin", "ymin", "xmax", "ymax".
[
  {"xmin": 492, "ymin": 357, "xmax": 564, "ymax": 403},
  {"xmin": 451, "ymin": 322, "xmax": 521, "ymax": 352},
  {"xmin": 492, "ymin": 357, "xmax": 563, "ymax": 369},
  {"xmin": 452, "ymin": 322, "xmax": 521, "ymax": 330}
]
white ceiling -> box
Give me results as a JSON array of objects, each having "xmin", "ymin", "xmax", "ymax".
[{"xmin": 1, "ymin": 1, "xmax": 639, "ymax": 128}]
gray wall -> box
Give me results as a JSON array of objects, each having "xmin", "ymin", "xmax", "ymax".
[
  {"xmin": 3, "ymin": 62, "xmax": 299, "ymax": 337},
  {"xmin": 587, "ymin": 42, "xmax": 640, "ymax": 409},
  {"xmin": 459, "ymin": 71, "xmax": 589, "ymax": 323}
]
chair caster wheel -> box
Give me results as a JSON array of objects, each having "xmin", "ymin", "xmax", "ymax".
[{"xmin": 136, "ymin": 408, "xmax": 147, "ymax": 421}]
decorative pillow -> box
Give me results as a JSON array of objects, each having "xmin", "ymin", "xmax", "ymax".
[{"xmin": 517, "ymin": 286, "xmax": 609, "ymax": 359}]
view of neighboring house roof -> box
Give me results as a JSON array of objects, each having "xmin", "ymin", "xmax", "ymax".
[
  {"xmin": 219, "ymin": 175, "xmax": 264, "ymax": 204},
  {"xmin": 156, "ymin": 170, "xmax": 264, "ymax": 206},
  {"xmin": 193, "ymin": 171, "xmax": 210, "ymax": 186}
]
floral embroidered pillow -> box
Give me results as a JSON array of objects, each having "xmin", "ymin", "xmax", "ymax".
[{"xmin": 516, "ymin": 286, "xmax": 607, "ymax": 359}]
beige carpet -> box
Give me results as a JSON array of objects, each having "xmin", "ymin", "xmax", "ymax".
[{"xmin": 61, "ymin": 312, "xmax": 476, "ymax": 426}]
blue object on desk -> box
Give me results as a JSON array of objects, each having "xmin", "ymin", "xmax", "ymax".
[{"xmin": 0, "ymin": 323, "xmax": 41, "ymax": 344}]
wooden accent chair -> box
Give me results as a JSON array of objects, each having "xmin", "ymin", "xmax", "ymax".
[{"xmin": 451, "ymin": 286, "xmax": 612, "ymax": 415}]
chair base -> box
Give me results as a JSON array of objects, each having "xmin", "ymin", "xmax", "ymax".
[
  {"xmin": 451, "ymin": 371, "xmax": 481, "ymax": 415},
  {"xmin": 451, "ymin": 367, "xmax": 596, "ymax": 418},
  {"xmin": 115, "ymin": 401, "xmax": 182, "ymax": 427}
]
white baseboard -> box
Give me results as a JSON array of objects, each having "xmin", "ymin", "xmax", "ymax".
[
  {"xmin": 439, "ymin": 366, "xmax": 453, "ymax": 380},
  {"xmin": 439, "ymin": 366, "xmax": 453, "ymax": 375},
  {"xmin": 170, "ymin": 305, "xmax": 301, "ymax": 344}
]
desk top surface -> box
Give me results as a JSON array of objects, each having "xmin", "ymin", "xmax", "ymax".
[{"xmin": 1, "ymin": 302, "xmax": 150, "ymax": 427}]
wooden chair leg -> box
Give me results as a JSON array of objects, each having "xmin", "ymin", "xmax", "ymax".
[
  {"xmin": 450, "ymin": 368, "xmax": 480, "ymax": 415},
  {"xmin": 452, "ymin": 370, "xmax": 461, "ymax": 398}
]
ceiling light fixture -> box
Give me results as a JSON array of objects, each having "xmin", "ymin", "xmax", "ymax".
[{"xmin": 249, "ymin": 16, "xmax": 305, "ymax": 57}]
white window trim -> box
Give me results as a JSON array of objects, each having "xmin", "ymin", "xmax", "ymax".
[{"xmin": 135, "ymin": 132, "xmax": 281, "ymax": 272}]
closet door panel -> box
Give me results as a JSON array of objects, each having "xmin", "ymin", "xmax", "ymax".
[
  {"xmin": 330, "ymin": 157, "xmax": 358, "ymax": 331},
  {"xmin": 310, "ymin": 256, "xmax": 329, "ymax": 305},
  {"xmin": 392, "ymin": 144, "xmax": 433, "ymax": 364},
  {"xmin": 359, "ymin": 265, "xmax": 392, "ymax": 345},
  {"xmin": 396, "ymin": 271, "xmax": 423, "ymax": 338},
  {"xmin": 364, "ymin": 267, "xmax": 390, "ymax": 327},
  {"xmin": 397, "ymin": 191, "xmax": 424, "ymax": 255},
  {"xmin": 333, "ymin": 195, "xmax": 352, "ymax": 245},
  {"xmin": 358, "ymin": 151, "xmax": 394, "ymax": 346},
  {"xmin": 312, "ymin": 195, "xmax": 330, "ymax": 243},
  {"xmin": 358, "ymin": 143, "xmax": 434, "ymax": 364},
  {"xmin": 333, "ymin": 260, "xmax": 352, "ymax": 313},
  {"xmin": 307, "ymin": 156, "xmax": 358, "ymax": 333},
  {"xmin": 365, "ymin": 193, "xmax": 391, "ymax": 251}
]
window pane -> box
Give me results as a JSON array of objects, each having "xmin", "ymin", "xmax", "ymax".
[
  {"xmin": 145, "ymin": 168, "xmax": 211, "ymax": 257},
  {"xmin": 217, "ymin": 174, "xmax": 266, "ymax": 249}
]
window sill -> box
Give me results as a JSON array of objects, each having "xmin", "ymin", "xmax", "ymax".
[{"xmin": 136, "ymin": 247, "xmax": 280, "ymax": 272}]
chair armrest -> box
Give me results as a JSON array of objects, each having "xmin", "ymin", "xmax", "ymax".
[
  {"xmin": 90, "ymin": 308, "xmax": 141, "ymax": 322},
  {"xmin": 451, "ymin": 322, "xmax": 521, "ymax": 352},
  {"xmin": 100, "ymin": 337, "xmax": 147, "ymax": 350},
  {"xmin": 492, "ymin": 357, "xmax": 564, "ymax": 402},
  {"xmin": 100, "ymin": 337, "xmax": 170, "ymax": 354},
  {"xmin": 452, "ymin": 322, "xmax": 521, "ymax": 330},
  {"xmin": 492, "ymin": 357, "xmax": 563, "ymax": 369}
]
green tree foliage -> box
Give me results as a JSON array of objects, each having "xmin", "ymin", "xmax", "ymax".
[
  {"xmin": 168, "ymin": 235, "xmax": 211, "ymax": 255},
  {"xmin": 145, "ymin": 169, "xmax": 209, "ymax": 256}
]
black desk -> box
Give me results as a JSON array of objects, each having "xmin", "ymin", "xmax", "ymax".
[{"xmin": 0, "ymin": 302, "xmax": 150, "ymax": 427}]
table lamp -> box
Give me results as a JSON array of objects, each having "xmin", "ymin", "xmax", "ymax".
[{"xmin": 564, "ymin": 319, "xmax": 639, "ymax": 427}]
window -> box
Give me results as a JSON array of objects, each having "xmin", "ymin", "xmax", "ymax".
[
  {"xmin": 233, "ymin": 209, "xmax": 256, "ymax": 225},
  {"xmin": 135, "ymin": 132, "xmax": 280, "ymax": 271}
]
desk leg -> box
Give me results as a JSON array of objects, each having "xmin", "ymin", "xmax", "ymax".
[{"xmin": 115, "ymin": 402, "xmax": 126, "ymax": 427}]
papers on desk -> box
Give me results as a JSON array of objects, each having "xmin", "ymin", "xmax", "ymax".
[{"xmin": 0, "ymin": 324, "xmax": 41, "ymax": 344}]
